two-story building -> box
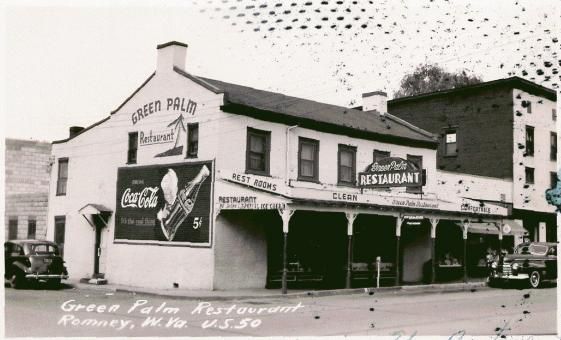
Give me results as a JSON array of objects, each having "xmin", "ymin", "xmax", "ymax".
[
  {"xmin": 387, "ymin": 78, "xmax": 558, "ymax": 244},
  {"xmin": 47, "ymin": 42, "xmax": 513, "ymax": 291}
]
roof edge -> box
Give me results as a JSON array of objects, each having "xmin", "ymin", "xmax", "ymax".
[
  {"xmin": 388, "ymin": 76, "xmax": 557, "ymax": 104},
  {"xmin": 157, "ymin": 41, "xmax": 188, "ymax": 49},
  {"xmin": 110, "ymin": 72, "xmax": 156, "ymax": 115},
  {"xmin": 383, "ymin": 113, "xmax": 438, "ymax": 140},
  {"xmin": 173, "ymin": 67, "xmax": 224, "ymax": 94},
  {"xmin": 52, "ymin": 116, "xmax": 111, "ymax": 144}
]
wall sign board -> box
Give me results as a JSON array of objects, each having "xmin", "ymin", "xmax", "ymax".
[
  {"xmin": 358, "ymin": 157, "xmax": 423, "ymax": 188},
  {"xmin": 115, "ymin": 161, "xmax": 213, "ymax": 246}
]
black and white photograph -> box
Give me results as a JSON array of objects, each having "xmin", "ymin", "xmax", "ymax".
[{"xmin": 2, "ymin": 0, "xmax": 560, "ymax": 337}]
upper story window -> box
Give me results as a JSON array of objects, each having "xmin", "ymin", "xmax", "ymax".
[
  {"xmin": 246, "ymin": 127, "xmax": 270, "ymax": 175},
  {"xmin": 444, "ymin": 131, "xmax": 457, "ymax": 156},
  {"xmin": 298, "ymin": 137, "xmax": 319, "ymax": 182},
  {"xmin": 127, "ymin": 132, "xmax": 138, "ymax": 164},
  {"xmin": 553, "ymin": 109, "xmax": 557, "ymax": 121},
  {"xmin": 406, "ymin": 154, "xmax": 423, "ymax": 194},
  {"xmin": 551, "ymin": 132, "xmax": 557, "ymax": 161},
  {"xmin": 373, "ymin": 149, "xmax": 390, "ymax": 162},
  {"xmin": 525, "ymin": 167, "xmax": 535, "ymax": 184},
  {"xmin": 525, "ymin": 126, "xmax": 534, "ymax": 156},
  {"xmin": 523, "ymin": 100, "xmax": 532, "ymax": 113},
  {"xmin": 8, "ymin": 217, "xmax": 18, "ymax": 240},
  {"xmin": 186, "ymin": 123, "xmax": 199, "ymax": 158},
  {"xmin": 338, "ymin": 145, "xmax": 356, "ymax": 186},
  {"xmin": 56, "ymin": 158, "xmax": 69, "ymax": 196}
]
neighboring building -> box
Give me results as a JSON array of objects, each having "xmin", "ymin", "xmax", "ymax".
[
  {"xmin": 47, "ymin": 42, "xmax": 512, "ymax": 291},
  {"xmin": 5, "ymin": 138, "xmax": 52, "ymax": 240},
  {"xmin": 387, "ymin": 78, "xmax": 558, "ymax": 243}
]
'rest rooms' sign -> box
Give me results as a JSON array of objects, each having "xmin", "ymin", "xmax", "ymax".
[
  {"xmin": 358, "ymin": 157, "xmax": 423, "ymax": 188},
  {"xmin": 115, "ymin": 161, "xmax": 213, "ymax": 246}
]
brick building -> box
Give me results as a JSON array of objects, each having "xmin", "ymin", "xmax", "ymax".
[
  {"xmin": 387, "ymin": 78, "xmax": 558, "ymax": 242},
  {"xmin": 5, "ymin": 138, "xmax": 52, "ymax": 240}
]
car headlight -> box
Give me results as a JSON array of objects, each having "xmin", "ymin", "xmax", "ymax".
[
  {"xmin": 491, "ymin": 262, "xmax": 497, "ymax": 269},
  {"xmin": 512, "ymin": 263, "xmax": 519, "ymax": 270}
]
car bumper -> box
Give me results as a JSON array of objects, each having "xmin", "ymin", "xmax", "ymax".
[
  {"xmin": 25, "ymin": 273, "xmax": 68, "ymax": 280},
  {"xmin": 490, "ymin": 273, "xmax": 529, "ymax": 280}
]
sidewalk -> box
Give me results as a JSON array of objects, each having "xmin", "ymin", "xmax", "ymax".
[{"xmin": 66, "ymin": 279, "xmax": 490, "ymax": 301}]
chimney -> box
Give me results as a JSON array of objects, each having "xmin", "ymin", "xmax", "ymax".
[
  {"xmin": 156, "ymin": 41, "xmax": 188, "ymax": 73},
  {"xmin": 362, "ymin": 91, "xmax": 387, "ymax": 115},
  {"xmin": 69, "ymin": 126, "xmax": 84, "ymax": 138}
]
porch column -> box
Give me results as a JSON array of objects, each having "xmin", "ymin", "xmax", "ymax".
[
  {"xmin": 395, "ymin": 215, "xmax": 403, "ymax": 286},
  {"xmin": 278, "ymin": 208, "xmax": 295, "ymax": 295},
  {"xmin": 429, "ymin": 218, "xmax": 439, "ymax": 284},
  {"xmin": 461, "ymin": 221, "xmax": 469, "ymax": 283},
  {"xmin": 345, "ymin": 212, "xmax": 358, "ymax": 289}
]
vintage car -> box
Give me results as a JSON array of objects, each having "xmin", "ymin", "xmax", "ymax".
[
  {"xmin": 489, "ymin": 242, "xmax": 557, "ymax": 288},
  {"xmin": 4, "ymin": 240, "xmax": 68, "ymax": 289}
]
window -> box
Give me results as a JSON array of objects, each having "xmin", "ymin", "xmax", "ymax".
[
  {"xmin": 186, "ymin": 123, "xmax": 199, "ymax": 158},
  {"xmin": 27, "ymin": 218, "xmax": 36, "ymax": 239},
  {"xmin": 525, "ymin": 167, "xmax": 535, "ymax": 184},
  {"xmin": 8, "ymin": 217, "xmax": 18, "ymax": 240},
  {"xmin": 444, "ymin": 131, "xmax": 457, "ymax": 156},
  {"xmin": 551, "ymin": 132, "xmax": 557, "ymax": 161},
  {"xmin": 298, "ymin": 137, "xmax": 319, "ymax": 181},
  {"xmin": 551, "ymin": 172, "xmax": 558, "ymax": 189},
  {"xmin": 525, "ymin": 101, "xmax": 532, "ymax": 113},
  {"xmin": 127, "ymin": 132, "xmax": 138, "ymax": 164},
  {"xmin": 553, "ymin": 109, "xmax": 557, "ymax": 121},
  {"xmin": 246, "ymin": 128, "xmax": 270, "ymax": 175},
  {"xmin": 338, "ymin": 145, "xmax": 356, "ymax": 185},
  {"xmin": 373, "ymin": 149, "xmax": 390, "ymax": 162},
  {"xmin": 406, "ymin": 155, "xmax": 423, "ymax": 194},
  {"xmin": 525, "ymin": 126, "xmax": 534, "ymax": 156},
  {"xmin": 56, "ymin": 158, "xmax": 69, "ymax": 196}
]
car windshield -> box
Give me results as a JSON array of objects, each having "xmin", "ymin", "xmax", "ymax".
[
  {"xmin": 30, "ymin": 244, "xmax": 59, "ymax": 255},
  {"xmin": 515, "ymin": 244, "xmax": 548, "ymax": 256}
]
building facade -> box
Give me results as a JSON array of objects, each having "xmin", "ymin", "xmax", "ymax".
[
  {"xmin": 47, "ymin": 42, "xmax": 514, "ymax": 291},
  {"xmin": 5, "ymin": 138, "xmax": 52, "ymax": 240},
  {"xmin": 387, "ymin": 79, "xmax": 558, "ymax": 243}
]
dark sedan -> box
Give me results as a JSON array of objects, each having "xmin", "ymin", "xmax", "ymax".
[
  {"xmin": 489, "ymin": 242, "xmax": 557, "ymax": 288},
  {"xmin": 4, "ymin": 240, "xmax": 68, "ymax": 289}
]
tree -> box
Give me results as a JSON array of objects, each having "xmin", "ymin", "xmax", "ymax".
[{"xmin": 394, "ymin": 64, "xmax": 483, "ymax": 98}]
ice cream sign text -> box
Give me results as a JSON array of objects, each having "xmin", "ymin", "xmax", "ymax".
[{"xmin": 131, "ymin": 97, "xmax": 198, "ymax": 125}]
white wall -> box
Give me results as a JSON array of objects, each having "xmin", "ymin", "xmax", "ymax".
[
  {"xmin": 512, "ymin": 89, "xmax": 557, "ymax": 213},
  {"xmin": 436, "ymin": 170, "xmax": 512, "ymax": 204}
]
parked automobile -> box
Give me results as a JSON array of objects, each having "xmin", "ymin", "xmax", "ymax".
[
  {"xmin": 4, "ymin": 240, "xmax": 68, "ymax": 289},
  {"xmin": 488, "ymin": 242, "xmax": 557, "ymax": 288}
]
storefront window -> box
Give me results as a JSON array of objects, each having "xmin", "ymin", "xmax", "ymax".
[
  {"xmin": 187, "ymin": 123, "xmax": 199, "ymax": 158},
  {"xmin": 56, "ymin": 158, "xmax": 69, "ymax": 196},
  {"xmin": 127, "ymin": 132, "xmax": 138, "ymax": 164},
  {"xmin": 338, "ymin": 145, "xmax": 356, "ymax": 185},
  {"xmin": 246, "ymin": 127, "xmax": 270, "ymax": 175},
  {"xmin": 298, "ymin": 137, "xmax": 319, "ymax": 181},
  {"xmin": 27, "ymin": 218, "xmax": 36, "ymax": 239}
]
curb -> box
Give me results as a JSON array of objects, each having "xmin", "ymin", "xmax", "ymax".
[{"xmin": 68, "ymin": 281, "xmax": 489, "ymax": 301}]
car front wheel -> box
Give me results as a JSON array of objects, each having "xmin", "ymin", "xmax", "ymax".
[
  {"xmin": 47, "ymin": 278, "xmax": 61, "ymax": 289},
  {"xmin": 529, "ymin": 270, "xmax": 541, "ymax": 288},
  {"xmin": 9, "ymin": 270, "xmax": 25, "ymax": 289}
]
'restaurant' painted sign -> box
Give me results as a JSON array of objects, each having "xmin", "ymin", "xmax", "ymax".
[
  {"xmin": 358, "ymin": 157, "xmax": 422, "ymax": 188},
  {"xmin": 115, "ymin": 161, "xmax": 213, "ymax": 246}
]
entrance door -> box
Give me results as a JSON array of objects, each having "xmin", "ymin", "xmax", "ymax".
[{"xmin": 54, "ymin": 216, "xmax": 66, "ymax": 257}]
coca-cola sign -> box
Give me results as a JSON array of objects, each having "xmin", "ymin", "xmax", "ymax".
[
  {"xmin": 115, "ymin": 161, "xmax": 213, "ymax": 246},
  {"xmin": 358, "ymin": 157, "xmax": 423, "ymax": 188}
]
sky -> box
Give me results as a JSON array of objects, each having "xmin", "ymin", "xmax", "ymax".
[{"xmin": 2, "ymin": 0, "xmax": 560, "ymax": 142}]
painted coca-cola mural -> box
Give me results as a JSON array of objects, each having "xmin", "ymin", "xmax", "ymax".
[{"xmin": 115, "ymin": 161, "xmax": 213, "ymax": 246}]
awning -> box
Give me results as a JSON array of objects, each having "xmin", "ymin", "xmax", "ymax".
[
  {"xmin": 502, "ymin": 219, "xmax": 527, "ymax": 236},
  {"xmin": 467, "ymin": 222, "xmax": 500, "ymax": 235},
  {"xmin": 79, "ymin": 204, "xmax": 112, "ymax": 229}
]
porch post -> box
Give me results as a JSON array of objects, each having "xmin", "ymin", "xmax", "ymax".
[
  {"xmin": 429, "ymin": 218, "xmax": 439, "ymax": 284},
  {"xmin": 278, "ymin": 208, "xmax": 295, "ymax": 295},
  {"xmin": 461, "ymin": 221, "xmax": 469, "ymax": 283},
  {"xmin": 345, "ymin": 212, "xmax": 358, "ymax": 289},
  {"xmin": 395, "ymin": 215, "xmax": 403, "ymax": 286},
  {"xmin": 498, "ymin": 222, "xmax": 503, "ymax": 260}
]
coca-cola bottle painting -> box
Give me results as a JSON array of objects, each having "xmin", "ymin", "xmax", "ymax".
[{"xmin": 157, "ymin": 165, "xmax": 210, "ymax": 241}]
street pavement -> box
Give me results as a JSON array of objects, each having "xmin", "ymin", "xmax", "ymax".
[{"xmin": 3, "ymin": 283, "xmax": 557, "ymax": 337}]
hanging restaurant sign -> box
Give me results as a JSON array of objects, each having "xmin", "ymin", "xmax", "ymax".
[{"xmin": 358, "ymin": 157, "xmax": 423, "ymax": 188}]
